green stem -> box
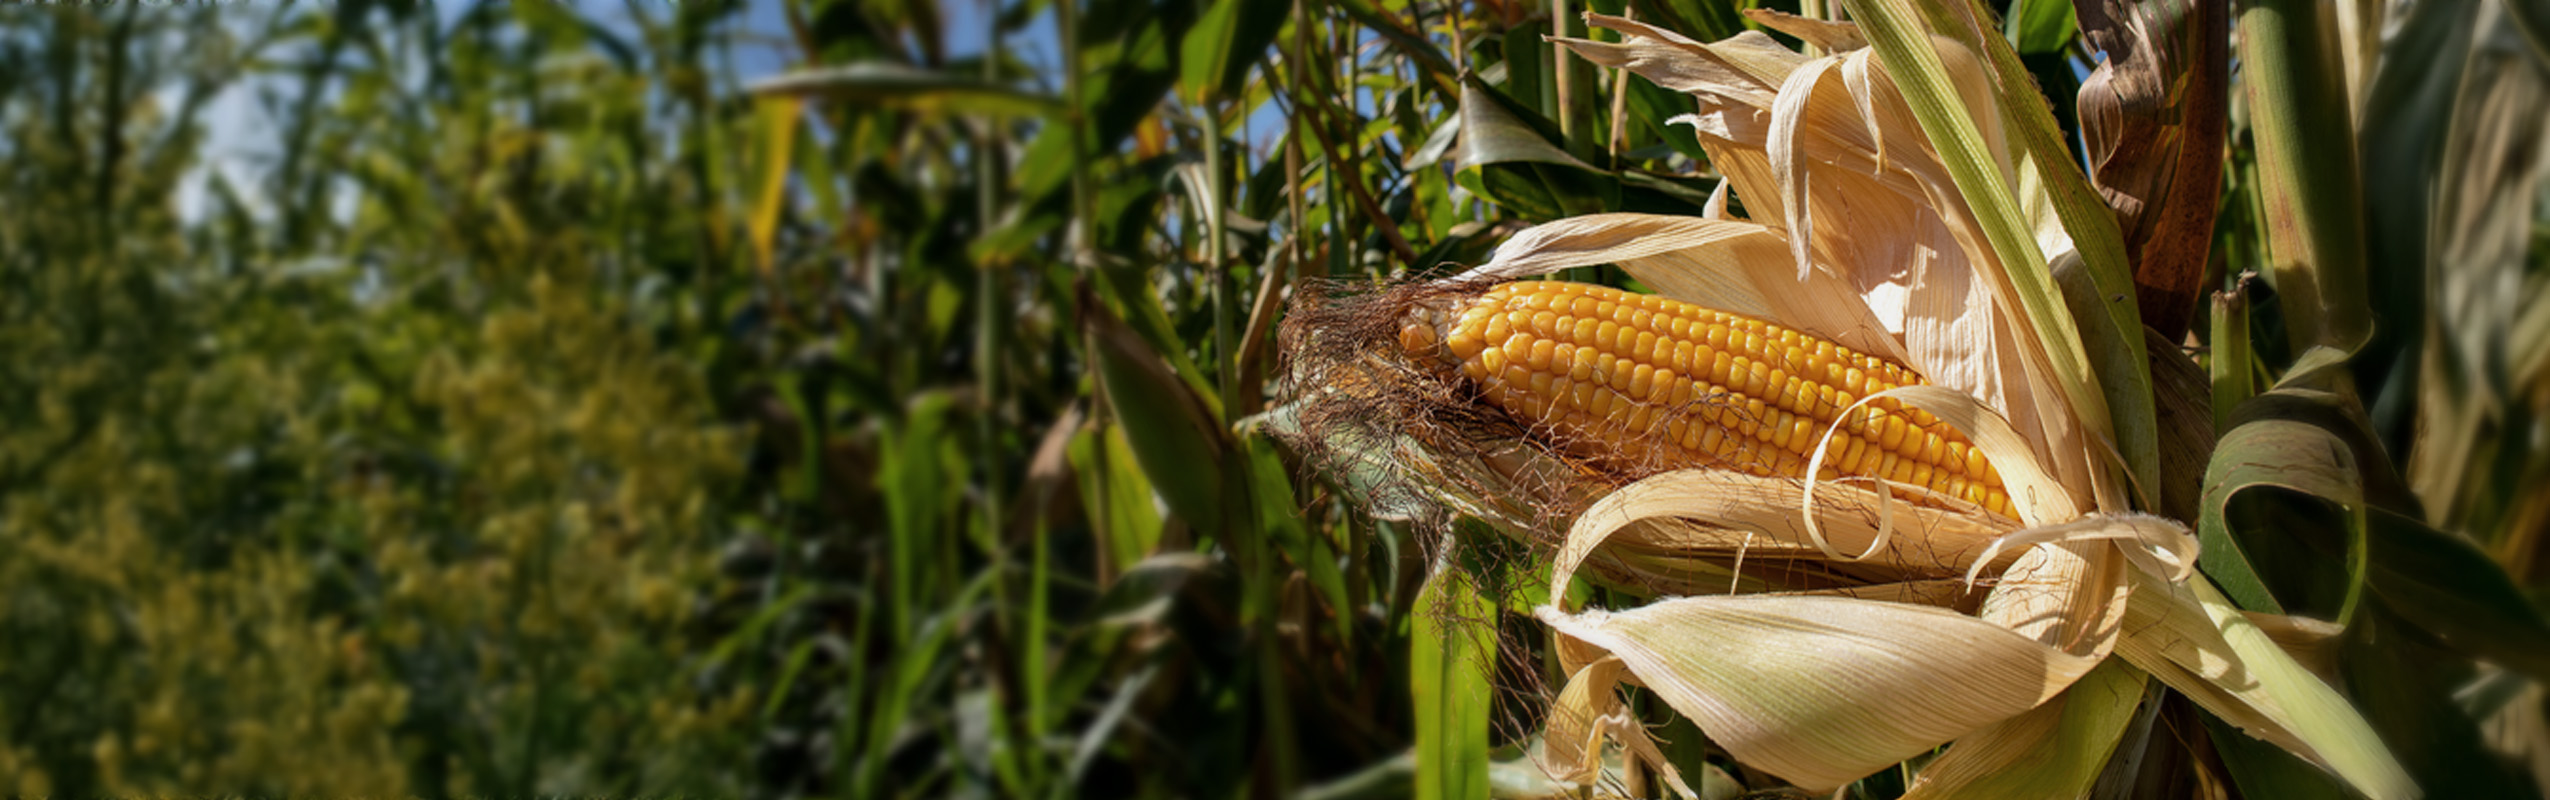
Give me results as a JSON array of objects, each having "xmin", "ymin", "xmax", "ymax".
[{"xmin": 2236, "ymin": 0, "xmax": 2373, "ymax": 354}]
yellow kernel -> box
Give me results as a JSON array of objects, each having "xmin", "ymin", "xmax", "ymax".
[
  {"xmin": 1447, "ymin": 331, "xmax": 1483, "ymax": 361},
  {"xmin": 1530, "ymin": 310, "xmax": 1562, "ymax": 338},
  {"xmin": 1398, "ymin": 323, "xmax": 1436, "ymax": 355},
  {"xmin": 1699, "ymin": 425, "xmax": 1729, "ymax": 457},
  {"xmin": 1839, "ymin": 434, "xmax": 1870, "ymax": 474},
  {"xmin": 1590, "ymin": 387, "xmax": 1620, "ymax": 419},
  {"xmin": 1571, "ymin": 317, "xmax": 1601, "ymax": 346},
  {"xmin": 1502, "ymin": 333, "xmax": 1535, "ymax": 368},
  {"xmin": 1501, "ymin": 364, "xmax": 1533, "ymax": 392}
]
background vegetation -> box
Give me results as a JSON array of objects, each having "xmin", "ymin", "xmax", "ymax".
[{"xmin": 0, "ymin": 0, "xmax": 2543, "ymax": 797}]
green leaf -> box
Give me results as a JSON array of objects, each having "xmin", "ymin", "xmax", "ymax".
[
  {"xmin": 2199, "ymin": 347, "xmax": 2367, "ymax": 618},
  {"xmin": 747, "ymin": 95, "xmax": 800, "ymax": 278},
  {"xmin": 2005, "ymin": 0, "xmax": 2078, "ymax": 54},
  {"xmin": 1411, "ymin": 569, "xmax": 1494, "ymax": 800},
  {"xmin": 1331, "ymin": 0, "xmax": 1461, "ymax": 88},
  {"xmin": 2233, "ymin": 0, "xmax": 2375, "ymax": 353},
  {"xmin": 2203, "ymin": 714, "xmax": 2353, "ymax": 800},
  {"xmin": 1069, "ymin": 424, "xmax": 1167, "ymax": 575},
  {"xmin": 1087, "ymin": 292, "xmax": 1230, "ymax": 530},
  {"xmin": 1452, "ymin": 78, "xmax": 1709, "ymax": 221},
  {"xmin": 2338, "ymin": 603, "xmax": 2540, "ymax": 798},
  {"xmin": 1626, "ymin": 0, "xmax": 1749, "ymax": 44},
  {"xmin": 1177, "ymin": 0, "xmax": 1289, "ymax": 103},
  {"xmin": 1623, "ymin": 75, "xmax": 1710, "ymax": 161},
  {"xmin": 2358, "ymin": 508, "xmax": 2550, "ymax": 680},
  {"xmin": 1245, "ymin": 432, "xmax": 1351, "ymax": 644},
  {"xmin": 746, "ymin": 62, "xmax": 1062, "ymax": 117}
]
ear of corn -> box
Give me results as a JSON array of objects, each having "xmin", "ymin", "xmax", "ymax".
[{"xmin": 1402, "ymin": 280, "xmax": 2013, "ymax": 519}]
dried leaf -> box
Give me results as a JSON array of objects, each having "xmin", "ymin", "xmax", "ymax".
[
  {"xmin": 1898, "ymin": 659, "xmax": 2148, "ymax": 799},
  {"xmin": 1538, "ymin": 594, "xmax": 2098, "ymax": 791},
  {"xmin": 2074, "ymin": 0, "xmax": 2230, "ymax": 341}
]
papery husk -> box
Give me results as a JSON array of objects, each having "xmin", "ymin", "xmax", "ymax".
[
  {"xmin": 1539, "ymin": 656, "xmax": 1700, "ymax": 798},
  {"xmin": 1895, "ymin": 659, "xmax": 2150, "ymax": 799},
  {"xmin": 1278, "ymin": 11, "xmax": 2410, "ymax": 798},
  {"xmin": 1558, "ymin": 14, "xmax": 2098, "ymax": 516},
  {"xmin": 1537, "ymin": 594, "xmax": 2099, "ymax": 793}
]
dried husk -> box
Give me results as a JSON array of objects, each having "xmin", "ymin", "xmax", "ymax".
[{"xmin": 1278, "ymin": 11, "xmax": 2409, "ymax": 798}]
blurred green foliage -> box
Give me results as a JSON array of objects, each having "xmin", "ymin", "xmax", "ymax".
[{"xmin": 1, "ymin": 3, "xmax": 762, "ymax": 794}]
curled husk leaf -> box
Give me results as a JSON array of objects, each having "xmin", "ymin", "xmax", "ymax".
[{"xmin": 1276, "ymin": 13, "xmax": 2409, "ymax": 798}]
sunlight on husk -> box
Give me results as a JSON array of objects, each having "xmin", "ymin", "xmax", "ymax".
[{"xmin": 1282, "ymin": 10, "xmax": 2414, "ymax": 798}]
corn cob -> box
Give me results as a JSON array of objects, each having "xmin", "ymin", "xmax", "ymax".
[{"xmin": 1400, "ymin": 280, "xmax": 2013, "ymax": 519}]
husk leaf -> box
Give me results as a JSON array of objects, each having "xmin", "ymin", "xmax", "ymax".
[
  {"xmin": 2113, "ymin": 570, "xmax": 2418, "ymax": 799},
  {"xmin": 1537, "ymin": 594, "xmax": 2098, "ymax": 792}
]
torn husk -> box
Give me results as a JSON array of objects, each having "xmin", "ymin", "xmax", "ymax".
[{"xmin": 1271, "ymin": 10, "xmax": 2406, "ymax": 798}]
